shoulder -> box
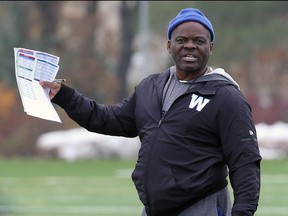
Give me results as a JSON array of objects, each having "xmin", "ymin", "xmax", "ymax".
[{"xmin": 217, "ymin": 85, "xmax": 252, "ymax": 113}]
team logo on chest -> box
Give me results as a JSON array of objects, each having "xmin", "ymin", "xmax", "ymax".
[{"xmin": 189, "ymin": 94, "xmax": 210, "ymax": 111}]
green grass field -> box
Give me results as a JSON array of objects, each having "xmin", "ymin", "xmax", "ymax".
[{"xmin": 0, "ymin": 158, "xmax": 287, "ymax": 216}]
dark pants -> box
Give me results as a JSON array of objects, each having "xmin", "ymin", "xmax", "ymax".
[{"xmin": 141, "ymin": 186, "xmax": 231, "ymax": 216}]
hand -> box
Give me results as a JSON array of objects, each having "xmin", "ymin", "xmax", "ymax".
[{"xmin": 39, "ymin": 81, "xmax": 61, "ymax": 100}]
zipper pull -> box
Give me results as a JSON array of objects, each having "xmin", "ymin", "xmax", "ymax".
[
  {"xmin": 158, "ymin": 119, "xmax": 163, "ymax": 127},
  {"xmin": 158, "ymin": 111, "xmax": 166, "ymax": 127}
]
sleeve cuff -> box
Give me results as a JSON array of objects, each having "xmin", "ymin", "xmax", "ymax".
[{"xmin": 51, "ymin": 84, "xmax": 75, "ymax": 109}]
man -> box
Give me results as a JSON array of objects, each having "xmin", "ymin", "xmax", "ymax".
[{"xmin": 40, "ymin": 8, "xmax": 261, "ymax": 216}]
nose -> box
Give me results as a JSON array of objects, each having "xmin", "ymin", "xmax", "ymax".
[{"xmin": 184, "ymin": 40, "xmax": 196, "ymax": 49}]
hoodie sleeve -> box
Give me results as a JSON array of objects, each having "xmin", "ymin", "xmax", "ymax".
[
  {"xmin": 52, "ymin": 84, "xmax": 138, "ymax": 137},
  {"xmin": 217, "ymin": 86, "xmax": 262, "ymax": 216}
]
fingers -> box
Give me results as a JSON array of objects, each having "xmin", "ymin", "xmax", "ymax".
[
  {"xmin": 39, "ymin": 81, "xmax": 61, "ymax": 99},
  {"xmin": 39, "ymin": 80, "xmax": 60, "ymax": 92}
]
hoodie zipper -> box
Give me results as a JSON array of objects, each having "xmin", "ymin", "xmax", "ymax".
[
  {"xmin": 158, "ymin": 118, "xmax": 163, "ymax": 127},
  {"xmin": 158, "ymin": 111, "xmax": 166, "ymax": 127},
  {"xmin": 144, "ymin": 117, "xmax": 163, "ymax": 215}
]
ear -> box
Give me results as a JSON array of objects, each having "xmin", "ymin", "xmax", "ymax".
[
  {"xmin": 209, "ymin": 42, "xmax": 214, "ymax": 55},
  {"xmin": 167, "ymin": 40, "xmax": 172, "ymax": 54}
]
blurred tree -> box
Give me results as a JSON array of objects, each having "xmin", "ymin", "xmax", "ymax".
[
  {"xmin": 0, "ymin": 2, "xmax": 23, "ymax": 86},
  {"xmin": 57, "ymin": 1, "xmax": 138, "ymax": 102},
  {"xmin": 33, "ymin": 1, "xmax": 64, "ymax": 52},
  {"xmin": 116, "ymin": 1, "xmax": 137, "ymax": 101}
]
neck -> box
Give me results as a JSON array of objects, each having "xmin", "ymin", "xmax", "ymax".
[{"xmin": 176, "ymin": 67, "xmax": 211, "ymax": 81}]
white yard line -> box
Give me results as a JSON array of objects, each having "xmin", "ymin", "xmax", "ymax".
[
  {"xmin": 256, "ymin": 206, "xmax": 288, "ymax": 215},
  {"xmin": 261, "ymin": 174, "xmax": 288, "ymax": 183},
  {"xmin": 1, "ymin": 205, "xmax": 288, "ymax": 215},
  {"xmin": 0, "ymin": 205, "xmax": 142, "ymax": 214},
  {"xmin": 114, "ymin": 168, "xmax": 134, "ymax": 178}
]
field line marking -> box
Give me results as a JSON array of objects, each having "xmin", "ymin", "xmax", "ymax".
[
  {"xmin": 261, "ymin": 174, "xmax": 288, "ymax": 183},
  {"xmin": 0, "ymin": 205, "xmax": 143, "ymax": 214},
  {"xmin": 256, "ymin": 206, "xmax": 288, "ymax": 215}
]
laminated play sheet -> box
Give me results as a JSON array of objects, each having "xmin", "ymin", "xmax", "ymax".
[{"xmin": 14, "ymin": 47, "xmax": 61, "ymax": 123}]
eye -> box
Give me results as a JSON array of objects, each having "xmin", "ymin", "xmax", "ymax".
[
  {"xmin": 195, "ymin": 39, "xmax": 206, "ymax": 45},
  {"xmin": 175, "ymin": 38, "xmax": 186, "ymax": 44}
]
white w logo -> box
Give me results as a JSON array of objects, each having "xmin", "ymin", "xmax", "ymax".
[{"xmin": 189, "ymin": 94, "xmax": 210, "ymax": 111}]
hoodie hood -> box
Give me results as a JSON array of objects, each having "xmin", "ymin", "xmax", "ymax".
[
  {"xmin": 194, "ymin": 67, "xmax": 240, "ymax": 90},
  {"xmin": 206, "ymin": 68, "xmax": 240, "ymax": 90}
]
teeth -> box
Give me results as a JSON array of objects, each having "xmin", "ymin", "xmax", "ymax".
[{"xmin": 184, "ymin": 55, "xmax": 196, "ymax": 60}]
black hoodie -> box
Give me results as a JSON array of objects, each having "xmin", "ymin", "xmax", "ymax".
[{"xmin": 52, "ymin": 67, "xmax": 261, "ymax": 216}]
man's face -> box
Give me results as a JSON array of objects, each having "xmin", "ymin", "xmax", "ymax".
[{"xmin": 167, "ymin": 21, "xmax": 213, "ymax": 80}]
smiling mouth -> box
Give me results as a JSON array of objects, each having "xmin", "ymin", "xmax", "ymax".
[{"xmin": 183, "ymin": 55, "xmax": 197, "ymax": 62}]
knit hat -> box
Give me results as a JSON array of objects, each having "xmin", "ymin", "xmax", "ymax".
[{"xmin": 167, "ymin": 8, "xmax": 215, "ymax": 41}]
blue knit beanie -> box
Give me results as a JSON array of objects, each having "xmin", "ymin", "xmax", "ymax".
[{"xmin": 167, "ymin": 8, "xmax": 215, "ymax": 42}]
